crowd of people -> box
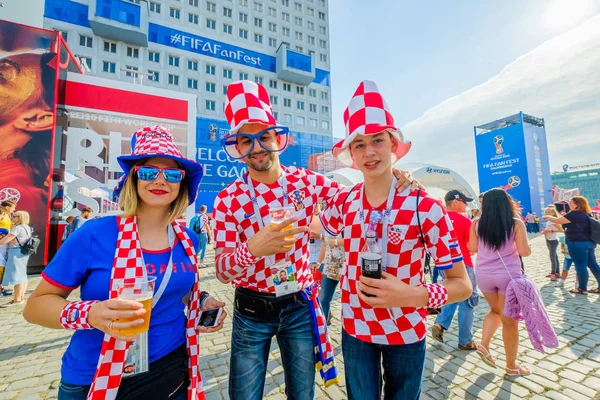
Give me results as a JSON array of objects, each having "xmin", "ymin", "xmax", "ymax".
[{"xmin": 8, "ymin": 79, "xmax": 597, "ymax": 400}]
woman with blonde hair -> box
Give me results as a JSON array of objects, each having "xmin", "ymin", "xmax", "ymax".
[
  {"xmin": 24, "ymin": 126, "xmax": 226, "ymax": 399},
  {"xmin": 543, "ymin": 196, "xmax": 600, "ymax": 295},
  {"xmin": 541, "ymin": 206, "xmax": 563, "ymax": 281},
  {"xmin": 0, "ymin": 210, "xmax": 33, "ymax": 306}
]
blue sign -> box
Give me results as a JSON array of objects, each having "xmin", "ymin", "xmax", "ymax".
[
  {"xmin": 523, "ymin": 122, "xmax": 553, "ymax": 215},
  {"xmin": 195, "ymin": 117, "xmax": 334, "ymax": 212},
  {"xmin": 44, "ymin": 0, "xmax": 91, "ymax": 28},
  {"xmin": 474, "ymin": 123, "xmax": 531, "ymax": 214},
  {"xmin": 96, "ymin": 0, "xmax": 141, "ymax": 27}
]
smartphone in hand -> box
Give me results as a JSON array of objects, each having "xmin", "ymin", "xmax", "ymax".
[{"xmin": 198, "ymin": 307, "xmax": 223, "ymax": 328}]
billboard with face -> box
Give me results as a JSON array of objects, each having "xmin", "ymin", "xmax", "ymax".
[{"xmin": 0, "ymin": 20, "xmax": 62, "ymax": 267}]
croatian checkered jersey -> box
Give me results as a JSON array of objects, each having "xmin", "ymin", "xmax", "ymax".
[
  {"xmin": 320, "ymin": 185, "xmax": 463, "ymax": 345},
  {"xmin": 213, "ymin": 166, "xmax": 342, "ymax": 293}
]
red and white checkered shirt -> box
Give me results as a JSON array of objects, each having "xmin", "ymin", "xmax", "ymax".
[
  {"xmin": 320, "ymin": 185, "xmax": 463, "ymax": 345},
  {"xmin": 213, "ymin": 166, "xmax": 342, "ymax": 293}
]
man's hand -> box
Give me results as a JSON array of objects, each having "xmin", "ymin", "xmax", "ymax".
[
  {"xmin": 392, "ymin": 169, "xmax": 423, "ymax": 193},
  {"xmin": 197, "ymin": 297, "xmax": 227, "ymax": 334},
  {"xmin": 247, "ymin": 217, "xmax": 309, "ymax": 258},
  {"xmin": 357, "ymin": 272, "xmax": 428, "ymax": 309}
]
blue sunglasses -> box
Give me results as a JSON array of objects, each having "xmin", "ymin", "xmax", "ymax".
[
  {"xmin": 220, "ymin": 126, "xmax": 289, "ymax": 160},
  {"xmin": 135, "ymin": 166, "xmax": 186, "ymax": 183}
]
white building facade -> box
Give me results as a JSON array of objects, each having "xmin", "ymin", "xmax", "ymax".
[{"xmin": 42, "ymin": 0, "xmax": 333, "ymax": 136}]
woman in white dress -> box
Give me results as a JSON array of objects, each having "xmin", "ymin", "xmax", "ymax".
[{"xmin": 0, "ymin": 210, "xmax": 33, "ymax": 306}]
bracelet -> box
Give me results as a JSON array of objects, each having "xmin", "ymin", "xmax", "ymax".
[
  {"xmin": 235, "ymin": 241, "xmax": 259, "ymax": 268},
  {"xmin": 424, "ymin": 283, "xmax": 448, "ymax": 308},
  {"xmin": 60, "ymin": 300, "xmax": 99, "ymax": 330}
]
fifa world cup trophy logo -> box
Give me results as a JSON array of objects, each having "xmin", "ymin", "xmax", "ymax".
[
  {"xmin": 493, "ymin": 135, "xmax": 504, "ymax": 154},
  {"xmin": 209, "ymin": 124, "xmax": 218, "ymax": 141}
]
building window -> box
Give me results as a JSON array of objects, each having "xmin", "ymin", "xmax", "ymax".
[
  {"xmin": 270, "ymin": 95, "xmax": 278, "ymax": 105},
  {"xmin": 321, "ymin": 91, "xmax": 328, "ymax": 100},
  {"xmin": 206, "ymin": 1, "xmax": 216, "ymax": 12},
  {"xmin": 149, "ymin": 1, "xmax": 161, "ymax": 13},
  {"xmin": 309, "ymin": 118, "xmax": 317, "ymax": 128},
  {"xmin": 223, "ymin": 85, "xmax": 228, "ymax": 95},
  {"xmin": 188, "ymin": 78, "xmax": 198, "ymax": 89},
  {"xmin": 206, "ymin": 18, "xmax": 216, "ymax": 29},
  {"xmin": 223, "ymin": 23, "xmax": 233, "ymax": 34},
  {"xmin": 205, "ymin": 100, "xmax": 216, "ymax": 111},
  {"xmin": 256, "ymin": 2, "xmax": 263, "ymax": 12},
  {"xmin": 223, "ymin": 7, "xmax": 232, "ymax": 17},
  {"xmin": 148, "ymin": 70, "xmax": 159, "ymax": 82},
  {"xmin": 189, "ymin": 0, "xmax": 198, "ymax": 6},
  {"xmin": 282, "ymin": 27, "xmax": 290, "ymax": 37},
  {"xmin": 148, "ymin": 51, "xmax": 160, "ymax": 62},
  {"xmin": 309, "ymin": 88, "xmax": 317, "ymax": 97},
  {"xmin": 319, "ymin": 25, "xmax": 326, "ymax": 34},
  {"xmin": 239, "ymin": 28, "xmax": 248, "ymax": 39},
  {"xmin": 321, "ymin": 105, "xmax": 329, "ymax": 114},
  {"xmin": 103, "ymin": 41, "xmax": 117, "ymax": 53},
  {"xmin": 318, "ymin": 0, "xmax": 325, "ymax": 6},
  {"xmin": 296, "ymin": 86, "xmax": 304, "ymax": 95},
  {"xmin": 295, "ymin": 17, "xmax": 303, "ymax": 26},
  {"xmin": 297, "ymin": 101, "xmax": 305, "ymax": 110},
  {"xmin": 170, "ymin": 8, "xmax": 181, "ymax": 19},
  {"xmin": 307, "ymin": 7, "xmax": 314, "ymax": 16},
  {"xmin": 223, "ymin": 68, "xmax": 232, "ymax": 78},
  {"xmin": 254, "ymin": 18, "xmax": 263, "ymax": 28},
  {"xmin": 269, "ymin": 7, "xmax": 276, "ymax": 17},
  {"xmin": 308, "ymin": 35, "xmax": 315, "ymax": 45},
  {"xmin": 102, "ymin": 61, "xmax": 116, "ymax": 73},
  {"xmin": 269, "ymin": 79, "xmax": 278, "ymax": 89},
  {"xmin": 239, "ymin": 0, "xmax": 248, "ymax": 5},
  {"xmin": 268, "ymin": 22, "xmax": 277, "ymax": 32},
  {"xmin": 168, "ymin": 74, "xmax": 180, "ymax": 85},
  {"xmin": 76, "ymin": 55, "xmax": 92, "ymax": 70},
  {"xmin": 239, "ymin": 72, "xmax": 248, "ymax": 80},
  {"xmin": 309, "ymin": 103, "xmax": 317, "ymax": 113},
  {"xmin": 284, "ymin": 113, "xmax": 292, "ymax": 123},
  {"xmin": 188, "ymin": 60, "xmax": 198, "ymax": 71},
  {"xmin": 168, "ymin": 55, "xmax": 180, "ymax": 67},
  {"xmin": 284, "ymin": 98, "xmax": 291, "ymax": 107},
  {"xmin": 282, "ymin": 12, "xmax": 290, "ymax": 21},
  {"xmin": 296, "ymin": 116, "xmax": 305, "ymax": 126},
  {"xmin": 254, "ymin": 34, "xmax": 263, "ymax": 44},
  {"xmin": 189, "ymin": 13, "xmax": 199, "ymax": 24},
  {"xmin": 282, "ymin": 0, "xmax": 289, "ymax": 6},
  {"xmin": 318, "ymin": 11, "xmax": 326, "ymax": 21},
  {"xmin": 239, "ymin": 12, "xmax": 248, "ymax": 22},
  {"xmin": 308, "ymin": 21, "xmax": 315, "ymax": 30},
  {"xmin": 320, "ymin": 53, "xmax": 327, "ymax": 62},
  {"xmin": 273, "ymin": 111, "xmax": 279, "ymax": 120},
  {"xmin": 295, "ymin": 31, "xmax": 303, "ymax": 41},
  {"xmin": 206, "ymin": 64, "xmax": 216, "ymax": 75},
  {"xmin": 55, "ymin": 29, "xmax": 68, "ymax": 41},
  {"xmin": 79, "ymin": 35, "xmax": 92, "ymax": 48},
  {"xmin": 294, "ymin": 45, "xmax": 303, "ymax": 52},
  {"xmin": 295, "ymin": 2, "xmax": 302, "ymax": 11},
  {"xmin": 321, "ymin": 120, "xmax": 329, "ymax": 130},
  {"xmin": 255, "ymin": 76, "xmax": 264, "ymax": 84},
  {"xmin": 268, "ymin": 37, "xmax": 277, "ymax": 47},
  {"xmin": 126, "ymin": 46, "xmax": 139, "ymax": 58},
  {"xmin": 283, "ymin": 83, "xmax": 291, "ymax": 92},
  {"xmin": 206, "ymin": 82, "xmax": 216, "ymax": 92}
]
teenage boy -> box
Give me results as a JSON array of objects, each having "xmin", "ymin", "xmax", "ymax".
[
  {"xmin": 319, "ymin": 81, "xmax": 472, "ymax": 400},
  {"xmin": 212, "ymin": 80, "xmax": 415, "ymax": 400}
]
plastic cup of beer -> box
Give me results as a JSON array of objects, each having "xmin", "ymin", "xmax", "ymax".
[
  {"xmin": 116, "ymin": 276, "xmax": 156, "ymax": 336},
  {"xmin": 270, "ymin": 206, "xmax": 296, "ymax": 248}
]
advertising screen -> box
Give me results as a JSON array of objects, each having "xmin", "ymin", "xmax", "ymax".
[
  {"xmin": 0, "ymin": 20, "xmax": 61, "ymax": 267},
  {"xmin": 523, "ymin": 123, "xmax": 553, "ymax": 216},
  {"xmin": 475, "ymin": 123, "xmax": 531, "ymax": 213}
]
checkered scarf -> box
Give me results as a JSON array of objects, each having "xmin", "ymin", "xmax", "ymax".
[
  {"xmin": 301, "ymin": 283, "xmax": 340, "ymax": 388},
  {"xmin": 86, "ymin": 216, "xmax": 205, "ymax": 400}
]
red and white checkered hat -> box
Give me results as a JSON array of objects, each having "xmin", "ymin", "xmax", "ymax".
[
  {"xmin": 224, "ymin": 80, "xmax": 288, "ymax": 158},
  {"xmin": 332, "ymin": 80, "xmax": 411, "ymax": 168},
  {"xmin": 114, "ymin": 126, "xmax": 203, "ymax": 205}
]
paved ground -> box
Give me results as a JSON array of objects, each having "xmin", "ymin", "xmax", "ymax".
[{"xmin": 1, "ymin": 235, "xmax": 600, "ymax": 399}]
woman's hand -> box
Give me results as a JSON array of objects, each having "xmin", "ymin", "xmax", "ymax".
[
  {"xmin": 88, "ymin": 299, "xmax": 147, "ymax": 342},
  {"xmin": 197, "ymin": 297, "xmax": 228, "ymax": 334}
]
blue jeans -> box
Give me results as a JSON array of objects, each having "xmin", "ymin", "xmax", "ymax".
[
  {"xmin": 229, "ymin": 299, "xmax": 315, "ymax": 400},
  {"xmin": 564, "ymin": 257, "xmax": 573, "ymax": 271},
  {"xmin": 198, "ymin": 233, "xmax": 208, "ymax": 261},
  {"xmin": 342, "ymin": 330, "xmax": 426, "ymax": 400},
  {"xmin": 567, "ymin": 241, "xmax": 600, "ymax": 291},
  {"xmin": 435, "ymin": 266, "xmax": 478, "ymax": 345},
  {"xmin": 58, "ymin": 381, "xmax": 187, "ymax": 400},
  {"xmin": 319, "ymin": 276, "xmax": 339, "ymax": 322}
]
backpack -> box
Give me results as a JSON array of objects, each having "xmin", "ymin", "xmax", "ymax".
[
  {"xmin": 590, "ymin": 216, "xmax": 600, "ymax": 245},
  {"xmin": 16, "ymin": 227, "xmax": 41, "ymax": 255},
  {"xmin": 193, "ymin": 214, "xmax": 206, "ymax": 235}
]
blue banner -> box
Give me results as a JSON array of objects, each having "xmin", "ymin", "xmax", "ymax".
[
  {"xmin": 523, "ymin": 123, "xmax": 553, "ymax": 216},
  {"xmin": 195, "ymin": 117, "xmax": 334, "ymax": 212},
  {"xmin": 475, "ymin": 123, "xmax": 531, "ymax": 214}
]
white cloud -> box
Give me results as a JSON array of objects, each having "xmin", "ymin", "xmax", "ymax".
[{"xmin": 399, "ymin": 14, "xmax": 600, "ymax": 191}]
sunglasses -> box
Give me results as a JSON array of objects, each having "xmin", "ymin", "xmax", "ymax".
[
  {"xmin": 135, "ymin": 166, "xmax": 186, "ymax": 183},
  {"xmin": 220, "ymin": 126, "xmax": 289, "ymax": 160}
]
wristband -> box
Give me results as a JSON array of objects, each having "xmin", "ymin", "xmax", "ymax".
[
  {"xmin": 60, "ymin": 300, "xmax": 99, "ymax": 330},
  {"xmin": 235, "ymin": 241, "xmax": 259, "ymax": 268},
  {"xmin": 424, "ymin": 283, "xmax": 448, "ymax": 308}
]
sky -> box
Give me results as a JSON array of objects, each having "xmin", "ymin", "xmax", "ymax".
[{"xmin": 327, "ymin": 0, "xmax": 600, "ymax": 190}]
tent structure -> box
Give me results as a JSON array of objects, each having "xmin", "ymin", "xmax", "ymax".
[{"xmin": 325, "ymin": 162, "xmax": 480, "ymax": 208}]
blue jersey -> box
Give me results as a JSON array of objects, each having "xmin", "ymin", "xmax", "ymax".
[{"xmin": 42, "ymin": 216, "xmax": 199, "ymax": 385}]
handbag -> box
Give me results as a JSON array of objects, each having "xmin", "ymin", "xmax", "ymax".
[{"xmin": 15, "ymin": 227, "xmax": 40, "ymax": 256}]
